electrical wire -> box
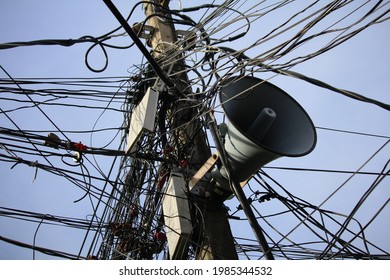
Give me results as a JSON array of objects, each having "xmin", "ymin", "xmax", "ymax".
[{"xmin": 1, "ymin": 0, "xmax": 389, "ymax": 260}]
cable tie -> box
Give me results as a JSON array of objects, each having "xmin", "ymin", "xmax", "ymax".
[{"xmin": 29, "ymin": 160, "xmax": 38, "ymax": 167}]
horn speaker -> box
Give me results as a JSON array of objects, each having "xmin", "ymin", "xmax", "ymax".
[{"xmin": 217, "ymin": 75, "xmax": 316, "ymax": 182}]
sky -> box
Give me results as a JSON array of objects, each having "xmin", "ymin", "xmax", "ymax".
[{"xmin": 0, "ymin": 0, "xmax": 389, "ymax": 260}]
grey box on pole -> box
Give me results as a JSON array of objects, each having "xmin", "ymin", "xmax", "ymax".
[{"xmin": 162, "ymin": 171, "xmax": 192, "ymax": 259}]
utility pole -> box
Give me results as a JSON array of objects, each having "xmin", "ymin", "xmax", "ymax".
[{"xmin": 143, "ymin": 0, "xmax": 237, "ymax": 260}]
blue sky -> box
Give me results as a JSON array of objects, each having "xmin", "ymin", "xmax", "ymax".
[{"xmin": 0, "ymin": 1, "xmax": 389, "ymax": 259}]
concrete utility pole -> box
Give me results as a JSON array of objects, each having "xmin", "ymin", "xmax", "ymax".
[{"xmin": 143, "ymin": 0, "xmax": 237, "ymax": 260}]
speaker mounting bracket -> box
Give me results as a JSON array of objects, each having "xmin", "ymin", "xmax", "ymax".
[{"xmin": 188, "ymin": 152, "xmax": 219, "ymax": 197}]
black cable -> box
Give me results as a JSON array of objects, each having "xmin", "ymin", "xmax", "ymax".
[
  {"xmin": 0, "ymin": 235, "xmax": 85, "ymax": 260},
  {"xmin": 316, "ymin": 126, "xmax": 390, "ymax": 139},
  {"xmin": 0, "ymin": 36, "xmax": 97, "ymax": 50},
  {"xmin": 319, "ymin": 157, "xmax": 390, "ymax": 259},
  {"xmin": 263, "ymin": 166, "xmax": 388, "ymax": 176},
  {"xmin": 255, "ymin": 169, "xmax": 385, "ymax": 259},
  {"xmin": 1, "ymin": 66, "xmax": 71, "ymax": 142},
  {"xmin": 207, "ymin": 111, "xmax": 275, "ymax": 260},
  {"xmin": 103, "ymin": 0, "xmax": 175, "ymax": 89}
]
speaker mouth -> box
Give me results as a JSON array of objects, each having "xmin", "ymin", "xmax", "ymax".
[{"xmin": 218, "ymin": 75, "xmax": 317, "ymax": 157}]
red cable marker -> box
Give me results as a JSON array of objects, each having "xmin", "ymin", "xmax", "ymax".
[{"xmin": 73, "ymin": 142, "xmax": 88, "ymax": 151}]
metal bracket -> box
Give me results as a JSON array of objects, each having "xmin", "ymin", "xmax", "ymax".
[
  {"xmin": 132, "ymin": 23, "xmax": 154, "ymax": 40},
  {"xmin": 188, "ymin": 151, "xmax": 250, "ymax": 198},
  {"xmin": 188, "ymin": 152, "xmax": 219, "ymax": 197}
]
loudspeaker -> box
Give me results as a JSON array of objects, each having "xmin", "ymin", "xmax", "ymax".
[{"xmin": 217, "ymin": 75, "xmax": 316, "ymax": 182}]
